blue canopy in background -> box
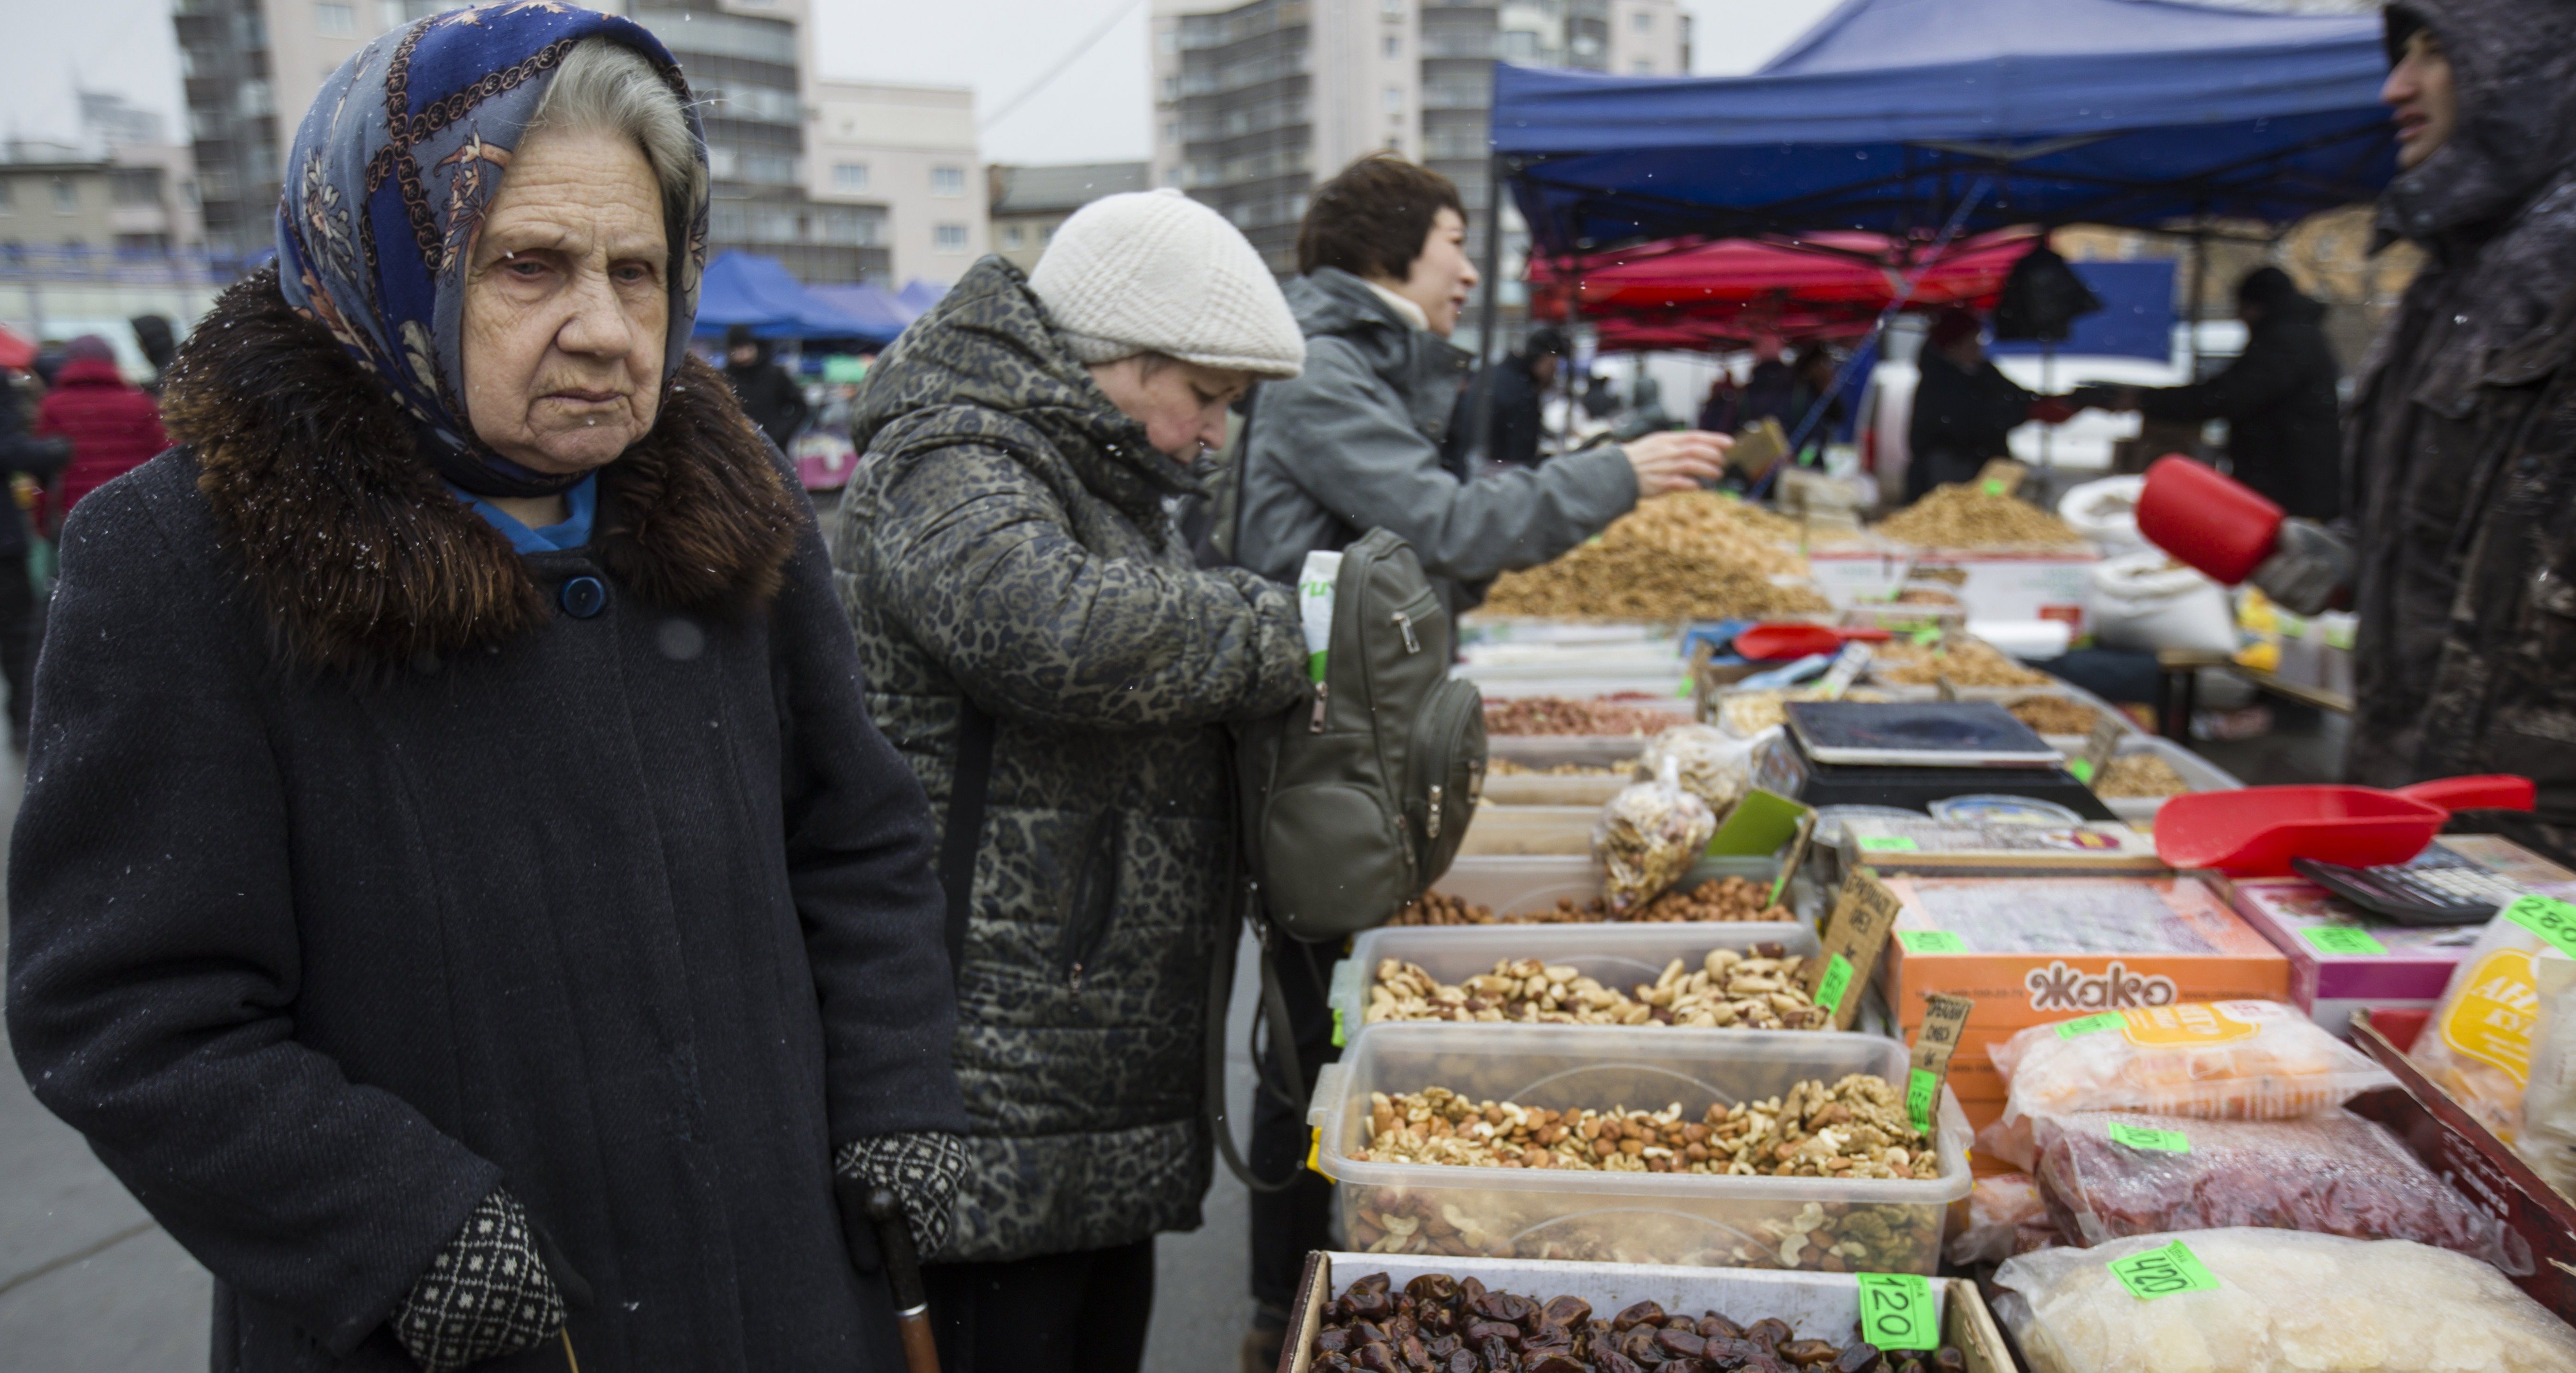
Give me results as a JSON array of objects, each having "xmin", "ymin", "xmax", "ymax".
[
  {"xmin": 1492, "ymin": 0, "xmax": 2396, "ymax": 256},
  {"xmin": 693, "ymin": 251, "xmax": 895, "ymax": 343},
  {"xmin": 1989, "ymin": 259, "xmax": 2178, "ymax": 363},
  {"xmin": 806, "ymin": 283, "xmax": 915, "ymax": 343},
  {"xmin": 895, "ymin": 279, "xmax": 948, "ymax": 316}
]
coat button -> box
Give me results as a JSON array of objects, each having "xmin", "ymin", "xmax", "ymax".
[{"xmin": 559, "ymin": 575, "xmax": 608, "ymax": 619}]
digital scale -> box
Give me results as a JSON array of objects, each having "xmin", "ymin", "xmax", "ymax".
[{"xmin": 1759, "ymin": 700, "xmax": 2119, "ymax": 821}]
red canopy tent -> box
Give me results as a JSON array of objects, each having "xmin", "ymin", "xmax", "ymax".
[
  {"xmin": 0, "ymin": 325, "xmax": 35, "ymax": 372},
  {"xmin": 1526, "ymin": 229, "xmax": 2039, "ymax": 352}
]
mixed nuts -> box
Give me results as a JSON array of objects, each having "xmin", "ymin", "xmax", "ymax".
[
  {"xmin": 1389, "ymin": 879, "xmax": 1793, "ymax": 927},
  {"xmin": 1364, "ymin": 949, "xmax": 1826, "ymax": 1031}
]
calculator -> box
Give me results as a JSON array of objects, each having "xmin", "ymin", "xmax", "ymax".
[{"xmin": 2290, "ymin": 851, "xmax": 2530, "ymax": 926}]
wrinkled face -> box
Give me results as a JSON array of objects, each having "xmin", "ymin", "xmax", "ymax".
[
  {"xmin": 1392, "ymin": 207, "xmax": 1479, "ymax": 338},
  {"xmin": 2383, "ymin": 29, "xmax": 2458, "ymax": 171},
  {"xmin": 1089, "ymin": 355, "xmax": 1254, "ymax": 461},
  {"xmin": 460, "ymin": 123, "xmax": 668, "ymax": 475}
]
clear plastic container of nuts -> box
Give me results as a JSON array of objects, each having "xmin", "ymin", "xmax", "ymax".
[
  {"xmin": 1309, "ymin": 1025, "xmax": 1970, "ymax": 1273},
  {"xmin": 1363, "ymin": 949, "xmax": 1828, "ymax": 1031}
]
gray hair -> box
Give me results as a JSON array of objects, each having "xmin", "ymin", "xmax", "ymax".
[{"xmin": 530, "ymin": 37, "xmax": 703, "ymax": 230}]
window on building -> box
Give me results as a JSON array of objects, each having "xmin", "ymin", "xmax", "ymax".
[
  {"xmin": 53, "ymin": 179, "xmax": 78, "ymax": 212},
  {"xmin": 1385, "ymin": 34, "xmax": 1405, "ymax": 58},
  {"xmin": 1383, "ymin": 85, "xmax": 1404, "ymax": 112},
  {"xmin": 316, "ymin": 1, "xmax": 356, "ymax": 35},
  {"xmin": 1160, "ymin": 76, "xmax": 1179, "ymax": 102},
  {"xmin": 239, "ymin": 81, "xmax": 273, "ymax": 118},
  {"xmin": 933, "ymin": 223, "xmax": 969, "ymax": 253},
  {"xmin": 1380, "ymin": 0, "xmax": 1404, "ymax": 16},
  {"xmin": 1158, "ymin": 26, "xmax": 1177, "ymax": 53},
  {"xmin": 930, "ymin": 165, "xmax": 965, "ymax": 197},
  {"xmin": 0, "ymin": 180, "xmax": 12, "ymax": 212},
  {"xmin": 1162, "ymin": 121, "xmax": 1178, "ymax": 144},
  {"xmin": 1004, "ymin": 224, "xmax": 1024, "ymax": 249},
  {"xmin": 833, "ymin": 162, "xmax": 869, "ymax": 193},
  {"xmin": 1632, "ymin": 59, "xmax": 1653, "ymax": 73},
  {"xmin": 1631, "ymin": 8, "xmax": 1651, "ymax": 29},
  {"xmin": 110, "ymin": 169, "xmax": 162, "ymax": 206}
]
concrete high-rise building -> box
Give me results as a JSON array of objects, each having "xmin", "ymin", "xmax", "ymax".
[
  {"xmin": 808, "ymin": 80, "xmax": 988, "ymax": 287},
  {"xmin": 1148, "ymin": 0, "xmax": 1686, "ymax": 273},
  {"xmin": 173, "ymin": 0, "xmax": 896, "ymax": 281},
  {"xmin": 985, "ymin": 161, "xmax": 1151, "ymax": 273}
]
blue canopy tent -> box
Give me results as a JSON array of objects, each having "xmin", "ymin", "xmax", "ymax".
[
  {"xmin": 895, "ymin": 279, "xmax": 948, "ymax": 316},
  {"xmin": 692, "ymin": 251, "xmax": 887, "ymax": 342},
  {"xmin": 805, "ymin": 283, "xmax": 915, "ymax": 345},
  {"xmin": 1488, "ymin": 0, "xmax": 2396, "ymax": 257}
]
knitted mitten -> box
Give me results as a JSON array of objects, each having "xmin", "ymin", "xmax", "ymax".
[
  {"xmin": 833, "ymin": 1132, "xmax": 971, "ymax": 1262},
  {"xmin": 392, "ymin": 1188, "xmax": 567, "ymax": 1371}
]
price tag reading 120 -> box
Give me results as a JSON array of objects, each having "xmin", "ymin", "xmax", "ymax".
[{"xmin": 1853, "ymin": 1272, "xmax": 1938, "ymax": 1352}]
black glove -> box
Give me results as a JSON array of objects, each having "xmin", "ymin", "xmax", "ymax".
[
  {"xmin": 392, "ymin": 1188, "xmax": 580, "ymax": 1371},
  {"xmin": 833, "ymin": 1131, "xmax": 970, "ymax": 1268},
  {"xmin": 2250, "ymin": 517, "xmax": 2352, "ymax": 616}
]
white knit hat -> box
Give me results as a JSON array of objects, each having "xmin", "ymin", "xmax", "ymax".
[{"xmin": 1028, "ymin": 188, "xmax": 1305, "ymax": 379}]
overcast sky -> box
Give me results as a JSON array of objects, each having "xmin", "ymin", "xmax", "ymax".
[{"xmin": 1, "ymin": 0, "xmax": 1840, "ymax": 163}]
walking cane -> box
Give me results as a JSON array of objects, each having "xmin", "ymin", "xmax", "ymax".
[{"xmin": 864, "ymin": 1187, "xmax": 943, "ymax": 1373}]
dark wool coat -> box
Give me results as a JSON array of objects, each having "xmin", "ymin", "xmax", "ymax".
[
  {"xmin": 4, "ymin": 271, "xmax": 969, "ymax": 1373},
  {"xmin": 1905, "ymin": 350, "xmax": 2033, "ymax": 502},
  {"xmin": 2137, "ymin": 294, "xmax": 2344, "ymax": 522},
  {"xmin": 834, "ymin": 255, "xmax": 1307, "ymax": 1262},
  {"xmin": 2345, "ymin": 0, "xmax": 2576, "ymax": 800}
]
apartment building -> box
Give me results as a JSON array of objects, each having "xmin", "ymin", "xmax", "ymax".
[
  {"xmin": 986, "ymin": 161, "xmax": 1151, "ymax": 272},
  {"xmin": 173, "ymin": 0, "xmax": 886, "ymax": 281},
  {"xmin": 808, "ymin": 81, "xmax": 987, "ymax": 286},
  {"xmin": 1148, "ymin": 0, "xmax": 1686, "ymax": 272}
]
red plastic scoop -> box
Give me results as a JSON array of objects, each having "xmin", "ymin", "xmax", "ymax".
[
  {"xmin": 1732, "ymin": 622, "xmax": 1893, "ymax": 660},
  {"xmin": 2154, "ymin": 775, "xmax": 2535, "ymax": 876},
  {"xmin": 2136, "ymin": 455, "xmax": 2285, "ymax": 585}
]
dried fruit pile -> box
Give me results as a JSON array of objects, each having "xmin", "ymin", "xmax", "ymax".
[
  {"xmin": 2005, "ymin": 695, "xmax": 2101, "ymax": 735},
  {"xmin": 1350, "ymin": 1076, "xmax": 1937, "ymax": 1180},
  {"xmin": 2093, "ymin": 752, "xmax": 2189, "ymax": 798},
  {"xmin": 1309, "ymin": 1271, "xmax": 1969, "ymax": 1373},
  {"xmin": 1867, "ymin": 636, "xmax": 2053, "ymax": 688},
  {"xmin": 1388, "ymin": 878, "xmax": 1792, "ymax": 926},
  {"xmin": 1481, "ymin": 492, "xmax": 1834, "ymax": 621},
  {"xmin": 1486, "ymin": 696, "xmax": 1685, "ymax": 737},
  {"xmin": 1875, "ymin": 483, "xmax": 2086, "ymax": 548},
  {"xmin": 1365, "ymin": 948, "xmax": 1825, "ymax": 1030}
]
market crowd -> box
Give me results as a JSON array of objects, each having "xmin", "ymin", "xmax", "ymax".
[{"xmin": 1, "ymin": 1, "xmax": 2571, "ymax": 1372}]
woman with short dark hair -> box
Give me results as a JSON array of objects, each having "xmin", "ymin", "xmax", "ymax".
[{"xmin": 6, "ymin": 11, "xmax": 965, "ymax": 1371}]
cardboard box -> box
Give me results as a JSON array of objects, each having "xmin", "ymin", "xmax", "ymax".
[
  {"xmin": 1279, "ymin": 1251, "xmax": 2018, "ymax": 1373},
  {"xmin": 2227, "ymin": 876, "xmax": 2485, "ymax": 1037},
  {"xmin": 2348, "ymin": 1008, "xmax": 2576, "ymax": 1322},
  {"xmin": 1880, "ymin": 874, "xmax": 2290, "ymax": 1034}
]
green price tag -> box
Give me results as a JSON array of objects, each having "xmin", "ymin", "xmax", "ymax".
[
  {"xmin": 1909, "ymin": 625, "xmax": 1941, "ymax": 646},
  {"xmin": 1853, "ymin": 1272, "xmax": 1939, "ymax": 1352},
  {"xmin": 2303, "ymin": 925, "xmax": 2390, "ymax": 957},
  {"xmin": 2108, "ymin": 1239, "xmax": 2221, "ymax": 1301},
  {"xmin": 2056, "ymin": 1012, "xmax": 2124, "ymax": 1039},
  {"xmin": 2068, "ymin": 758, "xmax": 2097, "ymax": 783},
  {"xmin": 1814, "ymin": 953, "xmax": 1855, "ymax": 1013},
  {"xmin": 1674, "ymin": 678, "xmax": 1695, "ymax": 699},
  {"xmin": 1331, "ymin": 1007, "xmax": 1346, "ymax": 1049},
  {"xmin": 1896, "ymin": 930, "xmax": 1968, "ymax": 954},
  {"xmin": 2106, "ymin": 1120, "xmax": 2191, "ymax": 1153},
  {"xmin": 1982, "ymin": 478, "xmax": 2007, "ymax": 495},
  {"xmin": 1906, "ymin": 1068, "xmax": 1939, "ymax": 1133},
  {"xmin": 2503, "ymin": 894, "xmax": 2576, "ymax": 960},
  {"xmin": 1858, "ymin": 835, "xmax": 1920, "ymax": 852}
]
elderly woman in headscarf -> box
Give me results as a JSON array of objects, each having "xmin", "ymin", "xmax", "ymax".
[{"xmin": 4, "ymin": 9, "xmax": 966, "ymax": 1372}]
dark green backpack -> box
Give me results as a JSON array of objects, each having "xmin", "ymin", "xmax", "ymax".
[{"xmin": 1235, "ymin": 527, "xmax": 1487, "ymax": 942}]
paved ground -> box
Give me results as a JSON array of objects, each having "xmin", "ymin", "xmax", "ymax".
[{"xmin": 0, "ymin": 736, "xmax": 1261, "ymax": 1372}]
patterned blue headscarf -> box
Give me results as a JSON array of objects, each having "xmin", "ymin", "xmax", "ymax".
[{"xmin": 277, "ymin": 3, "xmax": 709, "ymax": 498}]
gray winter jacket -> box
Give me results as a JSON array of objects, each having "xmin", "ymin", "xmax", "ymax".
[
  {"xmin": 1232, "ymin": 268, "xmax": 1637, "ymax": 619},
  {"xmin": 833, "ymin": 256, "xmax": 1307, "ymax": 1262},
  {"xmin": 2345, "ymin": 0, "xmax": 2576, "ymax": 794}
]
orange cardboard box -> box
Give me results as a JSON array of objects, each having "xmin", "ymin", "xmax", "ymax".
[{"xmin": 1880, "ymin": 874, "xmax": 2289, "ymax": 1034}]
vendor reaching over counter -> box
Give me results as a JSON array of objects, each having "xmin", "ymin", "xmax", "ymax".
[{"xmin": 1904, "ymin": 306, "xmax": 2090, "ymax": 504}]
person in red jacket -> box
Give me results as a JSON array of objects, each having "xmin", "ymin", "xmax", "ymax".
[{"xmin": 36, "ymin": 335, "xmax": 168, "ymax": 532}]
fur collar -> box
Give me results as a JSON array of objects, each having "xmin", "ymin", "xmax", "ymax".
[{"xmin": 161, "ymin": 269, "xmax": 804, "ymax": 676}]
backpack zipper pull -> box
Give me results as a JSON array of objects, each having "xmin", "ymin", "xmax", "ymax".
[
  {"xmin": 1426, "ymin": 783, "xmax": 1444, "ymax": 839},
  {"xmin": 1392, "ymin": 610, "xmax": 1421, "ymax": 654},
  {"xmin": 1309, "ymin": 678, "xmax": 1329, "ymax": 733}
]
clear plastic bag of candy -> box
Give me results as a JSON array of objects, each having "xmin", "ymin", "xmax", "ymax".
[
  {"xmin": 1594, "ymin": 754, "xmax": 1717, "ymax": 912},
  {"xmin": 1993, "ymin": 1228, "xmax": 2576, "ymax": 1373},
  {"xmin": 2021, "ymin": 1109, "xmax": 2520, "ymax": 1271}
]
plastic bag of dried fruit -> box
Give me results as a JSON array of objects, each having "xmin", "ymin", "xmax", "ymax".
[
  {"xmin": 1595, "ymin": 754, "xmax": 1716, "ymax": 912},
  {"xmin": 2409, "ymin": 901, "xmax": 2574, "ymax": 1145},
  {"xmin": 1635, "ymin": 723, "xmax": 1756, "ymax": 816},
  {"xmin": 2515, "ymin": 948, "xmax": 2576, "ymax": 1197},
  {"xmin": 1947, "ymin": 1171, "xmax": 2064, "ymax": 1267},
  {"xmin": 1993, "ymin": 1228, "xmax": 2576, "ymax": 1373},
  {"xmin": 2019, "ymin": 1109, "xmax": 2521, "ymax": 1271},
  {"xmin": 1982, "ymin": 1000, "xmax": 2393, "ymax": 1166}
]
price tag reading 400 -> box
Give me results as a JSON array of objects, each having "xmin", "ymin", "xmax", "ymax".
[
  {"xmin": 1853, "ymin": 1272, "xmax": 1939, "ymax": 1352},
  {"xmin": 2108, "ymin": 1239, "xmax": 2221, "ymax": 1301}
]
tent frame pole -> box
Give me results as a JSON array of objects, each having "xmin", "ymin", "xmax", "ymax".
[{"xmin": 1473, "ymin": 151, "xmax": 1507, "ymax": 464}]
